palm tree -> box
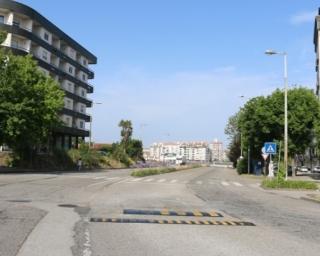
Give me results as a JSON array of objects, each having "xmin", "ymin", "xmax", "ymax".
[{"xmin": 118, "ymin": 120, "xmax": 133, "ymax": 150}]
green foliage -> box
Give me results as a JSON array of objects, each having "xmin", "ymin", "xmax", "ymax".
[
  {"xmin": 228, "ymin": 87, "xmax": 320, "ymax": 164},
  {"xmin": 118, "ymin": 119, "xmax": 133, "ymax": 149},
  {"xmin": 0, "ymin": 30, "xmax": 7, "ymax": 44},
  {"xmin": 0, "ymin": 50, "xmax": 64, "ymax": 164},
  {"xmin": 236, "ymin": 158, "xmax": 247, "ymax": 175},
  {"xmin": 131, "ymin": 167, "xmax": 179, "ymax": 177},
  {"xmin": 126, "ymin": 139, "xmax": 144, "ymax": 161},
  {"xmin": 131, "ymin": 165, "xmax": 202, "ymax": 177},
  {"xmin": 262, "ymin": 179, "xmax": 318, "ymax": 190},
  {"xmin": 227, "ymin": 137, "xmax": 241, "ymax": 168},
  {"xmin": 68, "ymin": 143, "xmax": 103, "ymax": 169}
]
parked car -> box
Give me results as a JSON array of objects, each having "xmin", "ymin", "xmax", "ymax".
[
  {"xmin": 312, "ymin": 166, "xmax": 320, "ymax": 173},
  {"xmin": 296, "ymin": 166, "xmax": 310, "ymax": 173}
]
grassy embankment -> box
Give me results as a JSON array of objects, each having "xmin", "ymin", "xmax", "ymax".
[
  {"xmin": 261, "ymin": 179, "xmax": 318, "ymax": 190},
  {"xmin": 131, "ymin": 165, "xmax": 202, "ymax": 177}
]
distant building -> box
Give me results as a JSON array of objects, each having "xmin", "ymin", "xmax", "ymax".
[
  {"xmin": 209, "ymin": 139, "xmax": 224, "ymax": 161},
  {"xmin": 314, "ymin": 8, "xmax": 320, "ymax": 96},
  {"xmin": 148, "ymin": 141, "xmax": 211, "ymax": 163}
]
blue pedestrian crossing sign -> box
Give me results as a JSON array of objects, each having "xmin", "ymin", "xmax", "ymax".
[{"xmin": 264, "ymin": 142, "xmax": 277, "ymax": 155}]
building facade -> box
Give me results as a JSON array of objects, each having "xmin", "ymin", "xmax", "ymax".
[
  {"xmin": 314, "ymin": 8, "xmax": 320, "ymax": 97},
  {"xmin": 148, "ymin": 141, "xmax": 211, "ymax": 163},
  {"xmin": 209, "ymin": 139, "xmax": 224, "ymax": 161},
  {"xmin": 0, "ymin": 0, "xmax": 97, "ymax": 149}
]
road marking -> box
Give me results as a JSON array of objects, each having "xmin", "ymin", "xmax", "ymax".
[
  {"xmin": 90, "ymin": 218, "xmax": 256, "ymax": 226},
  {"xmin": 181, "ymin": 180, "xmax": 189, "ymax": 184},
  {"xmin": 209, "ymin": 181, "xmax": 215, "ymax": 185},
  {"xmin": 132, "ymin": 178, "xmax": 144, "ymax": 182},
  {"xmin": 83, "ymin": 229, "xmax": 92, "ymax": 256},
  {"xmin": 144, "ymin": 178, "xmax": 154, "ymax": 182},
  {"xmin": 196, "ymin": 181, "xmax": 203, "ymax": 185},
  {"xmin": 221, "ymin": 181, "xmax": 230, "ymax": 186},
  {"xmin": 93, "ymin": 176, "xmax": 107, "ymax": 180},
  {"xmin": 123, "ymin": 209, "xmax": 223, "ymax": 217},
  {"xmin": 87, "ymin": 180, "xmax": 111, "ymax": 187},
  {"xmin": 170, "ymin": 179, "xmax": 177, "ymax": 183},
  {"xmin": 157, "ymin": 179, "xmax": 166, "ymax": 183},
  {"xmin": 233, "ymin": 182, "xmax": 243, "ymax": 187},
  {"xmin": 104, "ymin": 177, "xmax": 120, "ymax": 180}
]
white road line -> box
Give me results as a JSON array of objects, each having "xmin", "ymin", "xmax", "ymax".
[
  {"xmin": 196, "ymin": 181, "xmax": 203, "ymax": 185},
  {"xmin": 221, "ymin": 181, "xmax": 230, "ymax": 186},
  {"xmin": 170, "ymin": 179, "xmax": 177, "ymax": 183},
  {"xmin": 182, "ymin": 180, "xmax": 189, "ymax": 184},
  {"xmin": 157, "ymin": 179, "xmax": 166, "ymax": 183},
  {"xmin": 93, "ymin": 177, "xmax": 106, "ymax": 180},
  {"xmin": 209, "ymin": 181, "xmax": 215, "ymax": 185},
  {"xmin": 87, "ymin": 180, "xmax": 111, "ymax": 187},
  {"xmin": 104, "ymin": 177, "xmax": 120, "ymax": 180},
  {"xmin": 233, "ymin": 182, "xmax": 243, "ymax": 187},
  {"xmin": 144, "ymin": 178, "xmax": 154, "ymax": 182},
  {"xmin": 131, "ymin": 178, "xmax": 144, "ymax": 182}
]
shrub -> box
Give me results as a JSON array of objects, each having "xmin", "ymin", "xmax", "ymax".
[
  {"xmin": 262, "ymin": 179, "xmax": 318, "ymax": 190},
  {"xmin": 236, "ymin": 158, "xmax": 247, "ymax": 175}
]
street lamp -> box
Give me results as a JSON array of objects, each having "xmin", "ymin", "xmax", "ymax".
[
  {"xmin": 265, "ymin": 49, "xmax": 288, "ymax": 180},
  {"xmin": 238, "ymin": 95, "xmax": 245, "ymax": 159},
  {"xmin": 89, "ymin": 102, "xmax": 102, "ymax": 148}
]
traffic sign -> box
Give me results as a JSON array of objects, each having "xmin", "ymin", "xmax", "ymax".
[{"xmin": 264, "ymin": 142, "xmax": 277, "ymax": 155}]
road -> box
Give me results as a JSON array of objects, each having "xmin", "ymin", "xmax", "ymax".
[{"xmin": 0, "ymin": 166, "xmax": 319, "ymax": 256}]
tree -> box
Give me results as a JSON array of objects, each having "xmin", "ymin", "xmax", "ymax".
[
  {"xmin": 127, "ymin": 139, "xmax": 144, "ymax": 161},
  {"xmin": 118, "ymin": 119, "xmax": 133, "ymax": 150},
  {"xmin": 235, "ymin": 87, "xmax": 320, "ymax": 163},
  {"xmin": 0, "ymin": 49, "xmax": 64, "ymax": 165},
  {"xmin": 0, "ymin": 30, "xmax": 7, "ymax": 44},
  {"xmin": 225, "ymin": 112, "xmax": 241, "ymax": 166}
]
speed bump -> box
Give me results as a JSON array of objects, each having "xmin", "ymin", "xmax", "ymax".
[
  {"xmin": 123, "ymin": 209, "xmax": 223, "ymax": 217},
  {"xmin": 90, "ymin": 218, "xmax": 255, "ymax": 226}
]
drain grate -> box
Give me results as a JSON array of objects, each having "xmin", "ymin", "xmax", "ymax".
[
  {"xmin": 7, "ymin": 199, "xmax": 32, "ymax": 203},
  {"xmin": 58, "ymin": 204, "xmax": 78, "ymax": 208}
]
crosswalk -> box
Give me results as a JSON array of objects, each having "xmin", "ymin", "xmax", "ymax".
[
  {"xmin": 74, "ymin": 174, "xmax": 261, "ymax": 189},
  {"xmin": 121, "ymin": 177, "xmax": 260, "ymax": 188}
]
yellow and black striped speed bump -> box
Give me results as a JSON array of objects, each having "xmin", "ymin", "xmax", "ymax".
[
  {"xmin": 90, "ymin": 218, "xmax": 255, "ymax": 226},
  {"xmin": 123, "ymin": 209, "xmax": 223, "ymax": 217}
]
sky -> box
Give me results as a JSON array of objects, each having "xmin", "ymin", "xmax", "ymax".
[{"xmin": 19, "ymin": 0, "xmax": 320, "ymax": 147}]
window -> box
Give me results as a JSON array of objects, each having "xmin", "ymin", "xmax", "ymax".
[
  {"xmin": 81, "ymin": 89, "xmax": 85, "ymax": 97},
  {"xmin": 68, "ymin": 66, "xmax": 73, "ymax": 74},
  {"xmin": 65, "ymin": 117, "xmax": 70, "ymax": 126},
  {"xmin": 79, "ymin": 121, "xmax": 84, "ymax": 129},
  {"xmin": 44, "ymin": 32, "xmax": 49, "ymax": 41},
  {"xmin": 83, "ymin": 59, "xmax": 87, "ymax": 66},
  {"xmin": 67, "ymin": 82, "xmax": 73, "ymax": 92},
  {"xmin": 80, "ymin": 105, "xmax": 85, "ymax": 113},
  {"xmin": 82, "ymin": 74, "xmax": 86, "ymax": 81},
  {"xmin": 0, "ymin": 15, "xmax": 4, "ymax": 24},
  {"xmin": 42, "ymin": 50, "xmax": 48, "ymax": 61}
]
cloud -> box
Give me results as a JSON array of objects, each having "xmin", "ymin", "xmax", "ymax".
[{"xmin": 290, "ymin": 11, "xmax": 317, "ymax": 25}]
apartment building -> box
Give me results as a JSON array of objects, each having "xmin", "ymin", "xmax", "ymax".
[
  {"xmin": 315, "ymin": 8, "xmax": 320, "ymax": 97},
  {"xmin": 149, "ymin": 141, "xmax": 210, "ymax": 163},
  {"xmin": 209, "ymin": 139, "xmax": 224, "ymax": 161},
  {"xmin": 0, "ymin": 0, "xmax": 97, "ymax": 149}
]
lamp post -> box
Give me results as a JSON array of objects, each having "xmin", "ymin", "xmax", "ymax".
[
  {"xmin": 265, "ymin": 49, "xmax": 288, "ymax": 180},
  {"xmin": 239, "ymin": 95, "xmax": 245, "ymax": 159},
  {"xmin": 89, "ymin": 102, "xmax": 102, "ymax": 148}
]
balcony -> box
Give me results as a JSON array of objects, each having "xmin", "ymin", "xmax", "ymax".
[{"xmin": 0, "ymin": 21, "xmax": 95, "ymax": 78}]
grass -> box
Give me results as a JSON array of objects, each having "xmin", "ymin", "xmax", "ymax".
[
  {"xmin": 261, "ymin": 179, "xmax": 318, "ymax": 190},
  {"xmin": 131, "ymin": 164, "xmax": 202, "ymax": 177}
]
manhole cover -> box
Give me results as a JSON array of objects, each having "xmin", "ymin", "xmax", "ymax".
[
  {"xmin": 58, "ymin": 204, "xmax": 78, "ymax": 208},
  {"xmin": 7, "ymin": 199, "xmax": 32, "ymax": 203}
]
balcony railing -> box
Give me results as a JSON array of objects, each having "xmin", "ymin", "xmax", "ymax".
[{"xmin": 3, "ymin": 21, "xmax": 94, "ymax": 76}]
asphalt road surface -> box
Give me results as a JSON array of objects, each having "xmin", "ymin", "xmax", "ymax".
[{"xmin": 0, "ymin": 166, "xmax": 319, "ymax": 256}]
